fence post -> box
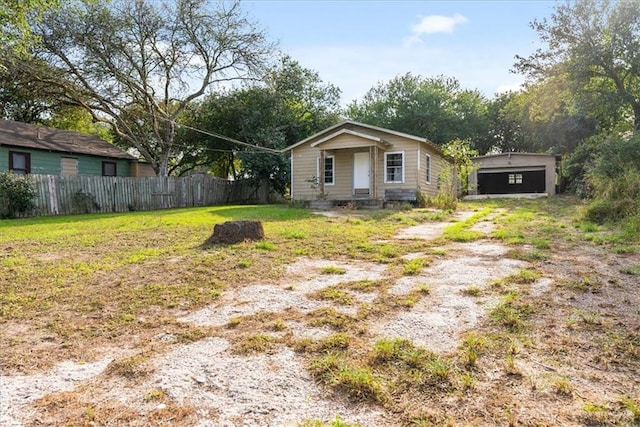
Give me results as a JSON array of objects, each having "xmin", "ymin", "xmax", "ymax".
[{"xmin": 47, "ymin": 175, "xmax": 59, "ymax": 215}]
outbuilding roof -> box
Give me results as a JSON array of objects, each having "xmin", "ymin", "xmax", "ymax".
[{"xmin": 0, "ymin": 119, "xmax": 136, "ymax": 160}]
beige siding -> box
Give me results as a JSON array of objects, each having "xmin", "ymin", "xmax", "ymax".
[
  {"xmin": 290, "ymin": 123, "xmax": 452, "ymax": 201},
  {"xmin": 315, "ymin": 133, "xmax": 377, "ymax": 150},
  {"xmin": 291, "ymin": 143, "xmax": 319, "ymax": 200}
]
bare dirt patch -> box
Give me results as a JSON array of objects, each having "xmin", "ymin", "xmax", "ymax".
[{"xmin": 2, "ymin": 206, "xmax": 639, "ymax": 426}]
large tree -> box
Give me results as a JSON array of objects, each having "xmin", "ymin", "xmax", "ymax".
[
  {"xmin": 514, "ymin": 0, "xmax": 640, "ymax": 131},
  {"xmin": 3, "ymin": 0, "xmax": 273, "ymax": 176},
  {"xmin": 182, "ymin": 57, "xmax": 342, "ymax": 193},
  {"xmin": 0, "ymin": 0, "xmax": 59, "ymax": 54},
  {"xmin": 487, "ymin": 81, "xmax": 598, "ymax": 155},
  {"xmin": 347, "ymin": 73, "xmax": 492, "ymax": 148}
]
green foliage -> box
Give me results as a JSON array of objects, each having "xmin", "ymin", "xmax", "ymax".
[
  {"xmin": 583, "ymin": 133, "xmax": 640, "ymax": 224},
  {"xmin": 6, "ymin": 0, "xmax": 274, "ymax": 177},
  {"xmin": 347, "ymin": 73, "xmax": 492, "ymax": 147},
  {"xmin": 443, "ymin": 139, "xmax": 478, "ymax": 196},
  {"xmin": 185, "ymin": 56, "xmax": 341, "ymax": 193},
  {"xmin": 427, "ymin": 167, "xmax": 458, "ymax": 210},
  {"xmin": 515, "ymin": 0, "xmax": 640, "ymax": 131},
  {"xmin": 0, "ymin": 171, "xmax": 36, "ymax": 218}
]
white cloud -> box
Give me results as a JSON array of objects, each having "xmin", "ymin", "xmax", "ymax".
[
  {"xmin": 495, "ymin": 82, "xmax": 524, "ymax": 94},
  {"xmin": 412, "ymin": 13, "xmax": 468, "ymax": 35}
]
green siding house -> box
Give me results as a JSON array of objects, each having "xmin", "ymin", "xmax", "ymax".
[{"xmin": 0, "ymin": 120, "xmax": 137, "ymax": 176}]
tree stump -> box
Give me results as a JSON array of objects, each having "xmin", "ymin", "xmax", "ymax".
[{"xmin": 203, "ymin": 221, "xmax": 264, "ymax": 245}]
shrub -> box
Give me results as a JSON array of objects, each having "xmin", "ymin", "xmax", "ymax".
[
  {"xmin": 582, "ymin": 132, "xmax": 640, "ymax": 224},
  {"xmin": 0, "ymin": 171, "xmax": 36, "ymax": 218}
]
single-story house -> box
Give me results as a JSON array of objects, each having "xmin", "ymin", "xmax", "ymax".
[
  {"xmin": 0, "ymin": 119, "xmax": 148, "ymax": 177},
  {"xmin": 284, "ymin": 120, "xmax": 454, "ymax": 205},
  {"xmin": 468, "ymin": 153, "xmax": 560, "ymax": 196}
]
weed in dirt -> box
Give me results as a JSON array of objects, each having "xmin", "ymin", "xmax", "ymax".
[
  {"xmin": 457, "ymin": 372, "xmax": 476, "ymax": 390},
  {"xmin": 503, "ymin": 354, "xmax": 521, "ymax": 376},
  {"xmin": 311, "ymin": 287, "xmax": 353, "ymax": 305},
  {"xmin": 280, "ymin": 229, "xmax": 309, "ymax": 239},
  {"xmin": 490, "ymin": 292, "xmax": 533, "ymax": 331},
  {"xmin": 105, "ymin": 354, "xmax": 152, "ymax": 379},
  {"xmin": 414, "ymin": 283, "xmax": 431, "ymax": 294},
  {"xmin": 569, "ymin": 309, "xmax": 603, "ymax": 326},
  {"xmin": 321, "ymin": 266, "xmax": 347, "ymax": 275},
  {"xmin": 403, "ymin": 258, "xmax": 426, "ymax": 275},
  {"xmin": 506, "ymin": 248, "xmax": 547, "ymax": 262},
  {"xmin": 622, "ymin": 397, "xmax": 640, "ymax": 421},
  {"xmin": 575, "ymin": 221, "xmax": 600, "ymax": 233},
  {"xmin": 582, "ymin": 401, "xmax": 611, "ymax": 424},
  {"xmin": 237, "ymin": 259, "xmax": 252, "ymax": 268},
  {"xmin": 506, "ymin": 268, "xmax": 540, "ymax": 284},
  {"xmin": 319, "ymin": 333, "xmax": 352, "ymax": 351},
  {"xmin": 459, "ymin": 332, "xmax": 487, "ymax": 367},
  {"xmin": 344, "ymin": 279, "xmax": 387, "ymax": 292},
  {"xmin": 610, "ymin": 245, "xmax": 638, "ymax": 254},
  {"xmin": 306, "ymin": 308, "xmax": 355, "ymax": 331},
  {"xmin": 558, "ymin": 275, "xmax": 603, "ymax": 292},
  {"xmin": 255, "ymin": 241, "xmax": 276, "ymax": 251},
  {"xmin": 299, "ymin": 414, "xmax": 361, "ymax": 427},
  {"xmin": 371, "ymin": 338, "xmax": 417, "ymax": 364},
  {"xmin": 461, "ymin": 286, "xmax": 481, "ymax": 297},
  {"xmin": 443, "ymin": 222, "xmax": 484, "ymax": 242},
  {"xmin": 144, "ymin": 388, "xmax": 167, "ymax": 402},
  {"xmin": 227, "ymin": 316, "xmax": 241, "ymax": 328},
  {"xmin": 269, "ymin": 318, "xmax": 287, "ymax": 331},
  {"xmin": 231, "ymin": 334, "xmax": 274, "ymax": 355},
  {"xmin": 292, "ymin": 337, "xmax": 315, "ymax": 353},
  {"xmin": 621, "ymin": 264, "xmax": 640, "ymax": 275},
  {"xmin": 552, "ymin": 376, "xmax": 574, "ymax": 396},
  {"xmin": 331, "ymin": 366, "xmax": 387, "ymax": 403}
]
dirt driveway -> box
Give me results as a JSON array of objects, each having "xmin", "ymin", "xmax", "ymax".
[{"xmin": 2, "ymin": 207, "xmax": 639, "ymax": 426}]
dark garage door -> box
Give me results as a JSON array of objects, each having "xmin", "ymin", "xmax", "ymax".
[{"xmin": 478, "ymin": 169, "xmax": 546, "ymax": 194}]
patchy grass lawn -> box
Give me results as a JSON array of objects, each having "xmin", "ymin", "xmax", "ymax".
[{"xmin": 1, "ymin": 197, "xmax": 639, "ymax": 426}]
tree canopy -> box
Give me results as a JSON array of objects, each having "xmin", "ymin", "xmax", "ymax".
[
  {"xmin": 179, "ymin": 57, "xmax": 342, "ymax": 192},
  {"xmin": 514, "ymin": 0, "xmax": 640, "ymax": 130},
  {"xmin": 2, "ymin": 0, "xmax": 274, "ymax": 176},
  {"xmin": 346, "ymin": 73, "xmax": 492, "ymax": 149}
]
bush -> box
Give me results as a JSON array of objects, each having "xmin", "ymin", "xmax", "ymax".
[
  {"xmin": 582, "ymin": 132, "xmax": 640, "ymax": 224},
  {"xmin": 0, "ymin": 172, "xmax": 36, "ymax": 218}
]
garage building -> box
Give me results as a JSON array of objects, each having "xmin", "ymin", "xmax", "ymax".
[{"xmin": 468, "ymin": 153, "xmax": 560, "ymax": 197}]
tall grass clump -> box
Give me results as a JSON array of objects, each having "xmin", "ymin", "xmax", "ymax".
[{"xmin": 582, "ymin": 133, "xmax": 640, "ymax": 230}]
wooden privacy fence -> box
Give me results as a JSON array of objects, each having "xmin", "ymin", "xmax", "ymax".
[{"xmin": 27, "ymin": 174, "xmax": 258, "ymax": 216}]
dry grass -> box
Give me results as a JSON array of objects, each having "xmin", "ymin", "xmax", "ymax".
[{"xmin": 2, "ymin": 198, "xmax": 640, "ymax": 426}]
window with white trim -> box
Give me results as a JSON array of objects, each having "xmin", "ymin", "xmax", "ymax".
[
  {"xmin": 317, "ymin": 155, "xmax": 335, "ymax": 185},
  {"xmin": 385, "ymin": 151, "xmax": 404, "ymax": 183},
  {"xmin": 508, "ymin": 173, "xmax": 523, "ymax": 184},
  {"xmin": 425, "ymin": 153, "xmax": 431, "ymax": 183}
]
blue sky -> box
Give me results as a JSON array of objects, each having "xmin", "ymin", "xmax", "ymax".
[{"xmin": 243, "ymin": 1, "xmax": 558, "ymax": 105}]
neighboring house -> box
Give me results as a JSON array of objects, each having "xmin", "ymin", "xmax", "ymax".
[
  {"xmin": 284, "ymin": 120, "xmax": 453, "ymax": 205},
  {"xmin": 468, "ymin": 153, "xmax": 560, "ymax": 196},
  {"xmin": 0, "ymin": 119, "xmax": 140, "ymax": 176}
]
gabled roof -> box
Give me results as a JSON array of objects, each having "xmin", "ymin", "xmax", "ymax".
[
  {"xmin": 310, "ymin": 128, "xmax": 392, "ymax": 148},
  {"xmin": 0, "ymin": 119, "xmax": 136, "ymax": 160},
  {"xmin": 283, "ymin": 119, "xmax": 444, "ymax": 156}
]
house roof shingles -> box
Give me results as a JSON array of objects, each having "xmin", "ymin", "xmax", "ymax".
[{"xmin": 0, "ymin": 119, "xmax": 136, "ymax": 160}]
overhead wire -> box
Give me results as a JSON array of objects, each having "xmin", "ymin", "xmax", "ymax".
[{"xmin": 173, "ymin": 122, "xmax": 284, "ymax": 155}]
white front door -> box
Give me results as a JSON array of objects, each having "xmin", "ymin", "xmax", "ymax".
[{"xmin": 353, "ymin": 152, "xmax": 370, "ymax": 193}]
